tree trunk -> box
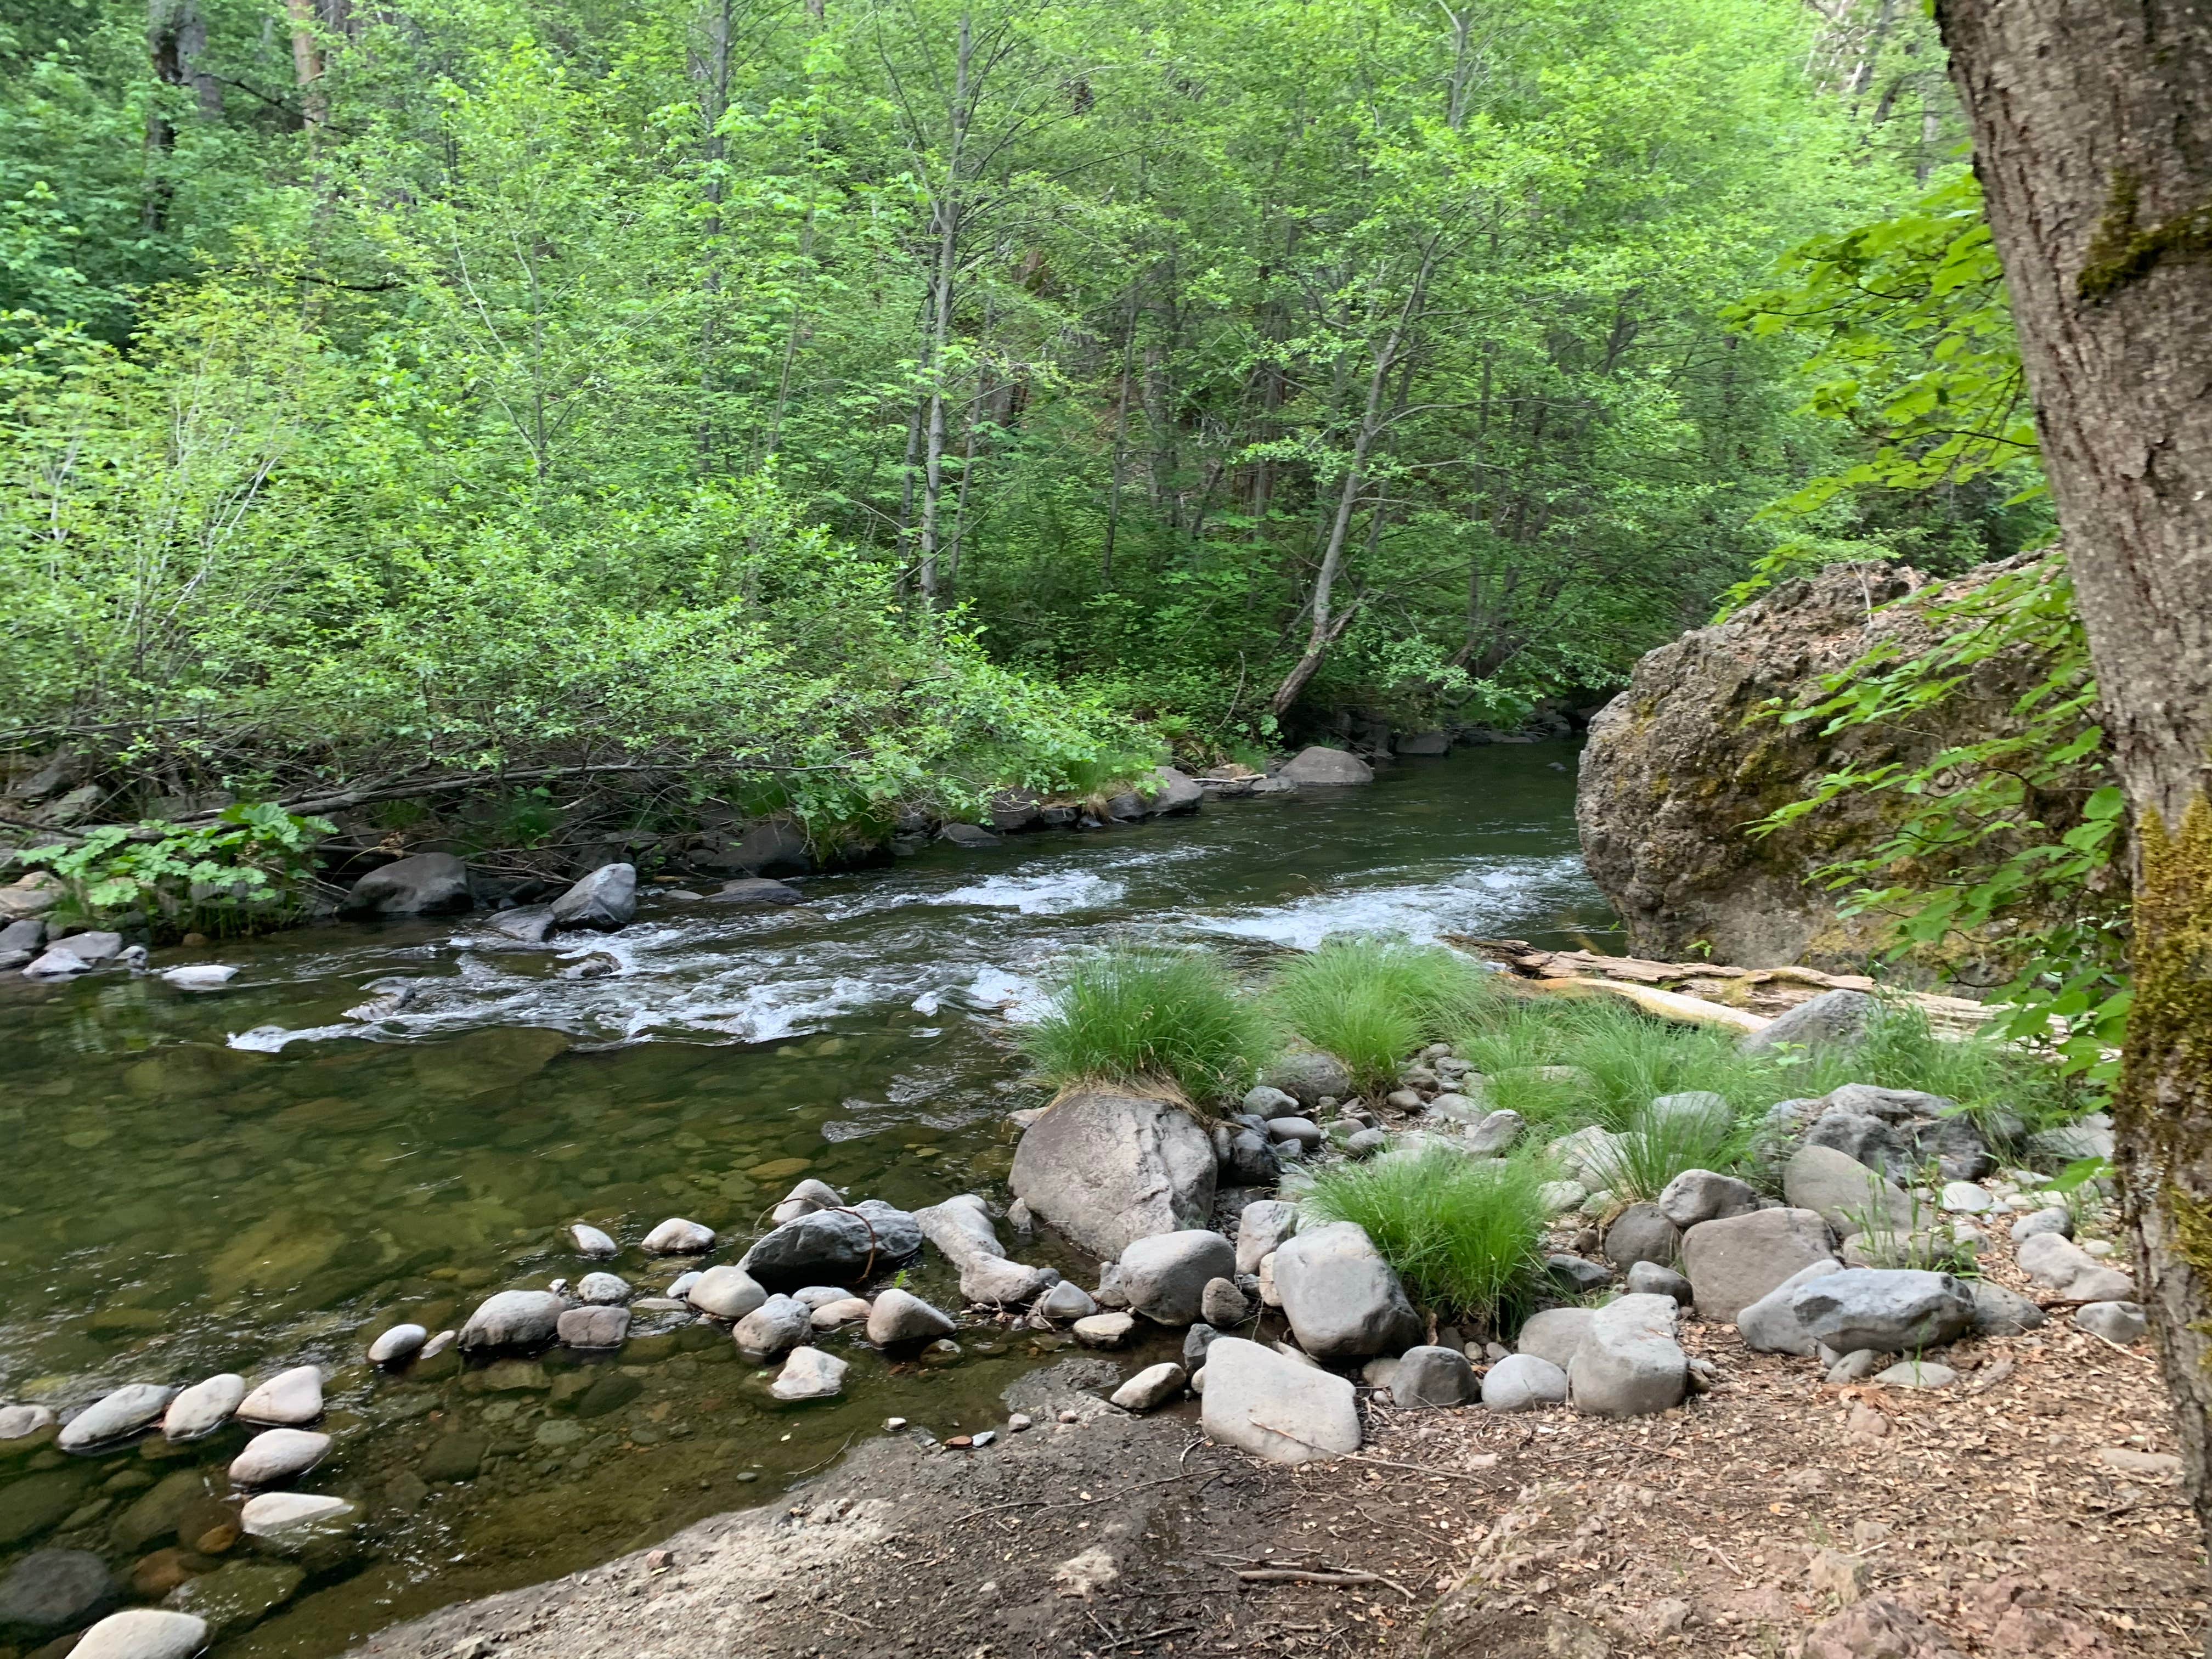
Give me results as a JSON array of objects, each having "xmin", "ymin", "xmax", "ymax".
[
  {"xmin": 285, "ymin": 0, "xmax": 325, "ymax": 126},
  {"xmin": 1936, "ymin": 0, "xmax": 2212, "ymax": 1609},
  {"xmin": 916, "ymin": 8, "xmax": 972, "ymax": 610}
]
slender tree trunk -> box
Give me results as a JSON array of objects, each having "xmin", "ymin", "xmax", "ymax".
[
  {"xmin": 694, "ymin": 0, "xmax": 735, "ymax": 472},
  {"xmin": 285, "ymin": 0, "xmax": 325, "ymax": 125},
  {"xmin": 1937, "ymin": 2, "xmax": 2212, "ymax": 1612},
  {"xmin": 1102, "ymin": 283, "xmax": 1138, "ymax": 585},
  {"xmin": 917, "ymin": 8, "xmax": 972, "ymax": 610}
]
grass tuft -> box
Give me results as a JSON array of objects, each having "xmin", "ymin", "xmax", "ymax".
[
  {"xmin": 1300, "ymin": 1147, "xmax": 1549, "ymax": 1331},
  {"xmin": 1020, "ymin": 944, "xmax": 1277, "ymax": 1106},
  {"xmin": 1270, "ymin": 936, "xmax": 1493, "ymax": 1094},
  {"xmin": 1584, "ymin": 1096, "xmax": 1750, "ymax": 1201}
]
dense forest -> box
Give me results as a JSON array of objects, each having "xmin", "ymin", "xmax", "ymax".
[{"xmin": 0, "ymin": 0, "xmax": 2040, "ymax": 827}]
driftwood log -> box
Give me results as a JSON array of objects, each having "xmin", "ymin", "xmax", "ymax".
[{"xmin": 1447, "ymin": 938, "xmax": 1994, "ymax": 1039}]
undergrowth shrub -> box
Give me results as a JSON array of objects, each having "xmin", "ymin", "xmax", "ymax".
[
  {"xmin": 1021, "ymin": 945, "xmax": 1276, "ymax": 1106},
  {"xmin": 1300, "ymin": 1148, "xmax": 1548, "ymax": 1333}
]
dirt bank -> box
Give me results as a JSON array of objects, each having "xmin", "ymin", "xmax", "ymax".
[{"xmin": 355, "ymin": 1261, "xmax": 2204, "ymax": 1659}]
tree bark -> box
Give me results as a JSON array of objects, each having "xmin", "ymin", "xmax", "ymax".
[
  {"xmin": 1936, "ymin": 0, "xmax": 2212, "ymax": 1611},
  {"xmin": 916, "ymin": 8, "xmax": 973, "ymax": 610}
]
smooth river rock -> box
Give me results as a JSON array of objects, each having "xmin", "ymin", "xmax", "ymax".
[
  {"xmin": 770, "ymin": 1347, "xmax": 848, "ymax": 1401},
  {"xmin": 69, "ymin": 1610, "xmax": 211, "ymax": 1659},
  {"xmin": 459, "ymin": 1291, "xmax": 566, "ymax": 1351},
  {"xmin": 569, "ymin": 1223, "xmax": 619, "ymax": 1258},
  {"xmin": 0, "ymin": 1549, "xmax": 117, "ymax": 1637},
  {"xmin": 1199, "ymin": 1338, "xmax": 1359, "ymax": 1463},
  {"xmin": 1482, "ymin": 1353, "xmax": 1570, "ymax": 1412},
  {"xmin": 1272, "ymin": 1222, "xmax": 1421, "ymax": 1361},
  {"xmin": 557, "ymin": 1306, "xmax": 630, "ymax": 1348},
  {"xmin": 1680, "ymin": 1206, "xmax": 1835, "ymax": 1322},
  {"xmin": 237, "ymin": 1367, "xmax": 321, "ymax": 1426},
  {"xmin": 1117, "ymin": 1231, "xmax": 1237, "ymax": 1325},
  {"xmin": 340, "ymin": 851, "xmax": 472, "ymax": 916},
  {"xmin": 58, "ymin": 1385, "xmax": 176, "ymax": 1452},
  {"xmin": 1392, "ymin": 1345, "xmax": 1477, "ymax": 1407},
  {"xmin": 739, "ymin": 1201, "xmax": 921, "ymax": 1290},
  {"xmin": 641, "ymin": 1217, "xmax": 716, "ymax": 1255},
  {"xmin": 239, "ymin": 1492, "xmax": 355, "ymax": 1540},
  {"xmin": 1788, "ymin": 1269, "xmax": 1974, "ymax": 1355},
  {"xmin": 1735, "ymin": 1260, "xmax": 1850, "ymax": 1356},
  {"xmin": 866, "ymin": 1288, "xmax": 957, "ymax": 1345},
  {"xmin": 1278, "ymin": 746, "xmax": 1374, "ymax": 785},
  {"xmin": 548, "ymin": 862, "xmax": 637, "ymax": 931},
  {"xmin": 686, "ymin": 1266, "xmax": 768, "ymax": 1321},
  {"xmin": 1234, "ymin": 1200, "xmax": 1299, "ymax": 1275},
  {"xmin": 1514, "ymin": 1307, "xmax": 1596, "ymax": 1370},
  {"xmin": 228, "ymin": 1430, "xmax": 330, "ymax": 1487},
  {"xmin": 1784, "ymin": 1144, "xmax": 1916, "ymax": 1235},
  {"xmin": 1567, "ymin": 1293, "xmax": 1688, "ymax": 1418},
  {"xmin": 733, "ymin": 1295, "xmax": 810, "ymax": 1360},
  {"xmin": 161, "ymin": 1375, "xmax": 245, "ymax": 1442},
  {"xmin": 367, "ymin": 1325, "xmax": 427, "ymax": 1367}
]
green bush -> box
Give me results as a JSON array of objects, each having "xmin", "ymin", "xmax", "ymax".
[
  {"xmin": 1300, "ymin": 1147, "xmax": 1549, "ymax": 1331},
  {"xmin": 1020, "ymin": 945, "xmax": 1277, "ymax": 1105},
  {"xmin": 1270, "ymin": 936, "xmax": 1493, "ymax": 1094}
]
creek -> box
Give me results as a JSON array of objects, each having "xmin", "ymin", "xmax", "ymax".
[{"xmin": 0, "ymin": 743, "xmax": 1610, "ymax": 1657}]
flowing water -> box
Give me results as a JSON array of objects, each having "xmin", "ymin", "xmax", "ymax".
[{"xmin": 0, "ymin": 743, "xmax": 1611, "ymax": 1657}]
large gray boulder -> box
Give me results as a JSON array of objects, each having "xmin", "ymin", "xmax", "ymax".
[
  {"xmin": 549, "ymin": 863, "xmax": 637, "ymax": 931},
  {"xmin": 1735, "ymin": 1259, "xmax": 1850, "ymax": 1355},
  {"xmin": 1146, "ymin": 768, "xmax": 1204, "ymax": 815},
  {"xmin": 1568, "ymin": 1294, "xmax": 1688, "ymax": 1417},
  {"xmin": 1278, "ymin": 747, "xmax": 1374, "ymax": 786},
  {"xmin": 1679, "ymin": 1207, "xmax": 1835, "ymax": 1322},
  {"xmin": 1198, "ymin": 1338, "xmax": 1361, "ymax": 1463},
  {"xmin": 1739, "ymin": 989, "xmax": 1878, "ymax": 1056},
  {"xmin": 1117, "ymin": 1231, "xmax": 1236, "ymax": 1325},
  {"xmin": 341, "ymin": 852, "xmax": 472, "ymax": 916},
  {"xmin": 1272, "ymin": 1222, "xmax": 1422, "ymax": 1361},
  {"xmin": 1784, "ymin": 1144, "xmax": 1916, "ymax": 1236},
  {"xmin": 1009, "ymin": 1091, "xmax": 1216, "ymax": 1258},
  {"xmin": 738, "ymin": 1200, "xmax": 921, "ymax": 1290},
  {"xmin": 1788, "ymin": 1269, "xmax": 1975, "ymax": 1354},
  {"xmin": 1259, "ymin": 1053, "xmax": 1356, "ymax": 1108}
]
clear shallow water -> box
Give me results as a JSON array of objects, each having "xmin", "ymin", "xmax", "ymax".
[{"xmin": 0, "ymin": 743, "xmax": 1610, "ymax": 1657}]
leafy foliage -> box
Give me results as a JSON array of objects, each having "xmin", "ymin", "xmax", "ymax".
[{"xmin": 17, "ymin": 804, "xmax": 333, "ymax": 939}]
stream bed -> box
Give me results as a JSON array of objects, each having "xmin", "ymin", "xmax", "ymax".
[{"xmin": 0, "ymin": 743, "xmax": 1611, "ymax": 1657}]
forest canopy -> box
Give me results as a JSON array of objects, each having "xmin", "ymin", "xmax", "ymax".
[{"xmin": 0, "ymin": 0, "xmax": 1997, "ymax": 815}]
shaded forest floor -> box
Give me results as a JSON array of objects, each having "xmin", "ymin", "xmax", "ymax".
[{"xmin": 357, "ymin": 1247, "xmax": 2205, "ymax": 1659}]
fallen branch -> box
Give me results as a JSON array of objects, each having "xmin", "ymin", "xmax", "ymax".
[{"xmin": 1234, "ymin": 1565, "xmax": 1413, "ymax": 1601}]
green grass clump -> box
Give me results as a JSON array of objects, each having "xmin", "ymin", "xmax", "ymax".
[
  {"xmin": 1021, "ymin": 945, "xmax": 1276, "ymax": 1105},
  {"xmin": 1300, "ymin": 1147, "xmax": 1549, "ymax": 1331},
  {"xmin": 1270, "ymin": 936, "xmax": 1493, "ymax": 1094},
  {"xmin": 1585, "ymin": 1097, "xmax": 1751, "ymax": 1200}
]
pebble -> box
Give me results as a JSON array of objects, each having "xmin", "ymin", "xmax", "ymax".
[
  {"xmin": 368, "ymin": 1325, "xmax": 428, "ymax": 1366},
  {"xmin": 238, "ymin": 1367, "xmax": 323, "ymax": 1426},
  {"xmin": 883, "ymin": 1417, "xmax": 907, "ymax": 1432},
  {"xmin": 1035, "ymin": 1281, "xmax": 1098, "ymax": 1322},
  {"xmin": 641, "ymin": 1217, "xmax": 716, "ymax": 1254},
  {"xmin": 1007, "ymin": 1413, "xmax": 1032, "ymax": 1432},
  {"xmin": 161, "ymin": 1374, "xmax": 245, "ymax": 1441},
  {"xmin": 570, "ymin": 1223, "xmax": 619, "ymax": 1258},
  {"xmin": 229, "ymin": 1430, "xmax": 331, "ymax": 1486},
  {"xmin": 972, "ymin": 1430, "xmax": 996, "ymax": 1447}
]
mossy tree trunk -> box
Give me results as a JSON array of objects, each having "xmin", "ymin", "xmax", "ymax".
[{"xmin": 1936, "ymin": 1, "xmax": 2212, "ymax": 1624}]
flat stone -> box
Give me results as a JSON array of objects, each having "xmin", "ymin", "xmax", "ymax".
[
  {"xmin": 1118, "ymin": 1231, "xmax": 1237, "ymax": 1325},
  {"xmin": 459, "ymin": 1290, "xmax": 565, "ymax": 1351},
  {"xmin": 738, "ymin": 1200, "xmax": 922, "ymax": 1290},
  {"xmin": 59, "ymin": 1385, "xmax": 176, "ymax": 1451},
  {"xmin": 1036, "ymin": 1282, "xmax": 1098, "ymax": 1322},
  {"xmin": 2074, "ymin": 1300, "xmax": 2148, "ymax": 1344},
  {"xmin": 1871, "ymin": 1359, "xmax": 1956, "ymax": 1389},
  {"xmin": 1784, "ymin": 1144, "xmax": 1914, "ymax": 1235},
  {"xmin": 1273, "ymin": 1222, "xmax": 1421, "ymax": 1361},
  {"xmin": 575, "ymin": 1272, "xmax": 629, "ymax": 1305},
  {"xmin": 237, "ymin": 1367, "xmax": 321, "ymax": 1426},
  {"xmin": 1515, "ymin": 1307, "xmax": 1596, "ymax": 1369},
  {"xmin": 0, "ymin": 1548, "xmax": 117, "ymax": 1637},
  {"xmin": 685, "ymin": 1265, "xmax": 768, "ymax": 1322},
  {"xmin": 2096, "ymin": 1446, "xmax": 2182, "ymax": 1477},
  {"xmin": 866, "ymin": 1288, "xmax": 957, "ymax": 1345},
  {"xmin": 1199, "ymin": 1338, "xmax": 1360, "ymax": 1463},
  {"xmin": 239, "ymin": 1491, "xmax": 355, "ymax": 1539},
  {"xmin": 228, "ymin": 1430, "xmax": 329, "ymax": 1487},
  {"xmin": 1735, "ymin": 1259, "xmax": 1849, "ymax": 1355},
  {"xmin": 1788, "ymin": 1269, "xmax": 1973, "ymax": 1354},
  {"xmin": 1738, "ymin": 988, "xmax": 1878, "ymax": 1055},
  {"xmin": 1824, "ymin": 1348, "xmax": 1887, "ymax": 1383},
  {"xmin": 1656, "ymin": 1168, "xmax": 1759, "ymax": 1228},
  {"xmin": 1567, "ymin": 1293, "xmax": 1688, "ymax": 1418},
  {"xmin": 770, "ymin": 1347, "xmax": 848, "ymax": 1401},
  {"xmin": 1234, "ymin": 1200, "xmax": 1299, "ymax": 1275},
  {"xmin": 1482, "ymin": 1353, "xmax": 1568, "ymax": 1412},
  {"xmin": 641, "ymin": 1217, "xmax": 716, "ymax": 1254},
  {"xmin": 160, "ymin": 964, "xmax": 238, "ymax": 991},
  {"xmin": 557, "ymin": 1306, "xmax": 630, "ymax": 1348},
  {"xmin": 69, "ymin": 1610, "xmax": 211, "ymax": 1659},
  {"xmin": 1680, "ymin": 1207, "xmax": 1835, "ymax": 1322},
  {"xmin": 1072, "ymin": 1312, "xmax": 1135, "ymax": 1348},
  {"xmin": 1391, "ymin": 1345, "xmax": 1477, "ymax": 1407},
  {"xmin": 368, "ymin": 1325, "xmax": 427, "ymax": 1366},
  {"xmin": 1109, "ymin": 1363, "xmax": 1187, "ymax": 1412},
  {"xmin": 733, "ymin": 1294, "xmax": 810, "ymax": 1359},
  {"xmin": 569, "ymin": 1223, "xmax": 619, "ymax": 1258},
  {"xmin": 707, "ymin": 878, "xmax": 804, "ymax": 906},
  {"xmin": 161, "ymin": 1375, "xmax": 245, "ymax": 1441}
]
